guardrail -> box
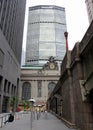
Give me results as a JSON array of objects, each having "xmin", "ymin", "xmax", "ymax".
[
  {"xmin": 0, "ymin": 113, "xmax": 10, "ymax": 128},
  {"xmin": 0, "ymin": 111, "xmax": 28, "ymax": 128}
]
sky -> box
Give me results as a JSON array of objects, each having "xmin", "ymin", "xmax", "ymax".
[{"xmin": 23, "ymin": 0, "xmax": 89, "ymax": 50}]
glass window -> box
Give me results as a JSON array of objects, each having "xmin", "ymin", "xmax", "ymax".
[
  {"xmin": 48, "ymin": 82, "xmax": 56, "ymax": 95},
  {"xmin": 37, "ymin": 81, "xmax": 42, "ymax": 97},
  {"xmin": 22, "ymin": 82, "xmax": 31, "ymax": 100},
  {"xmin": 40, "ymin": 9, "xmax": 54, "ymax": 21},
  {"xmin": 4, "ymin": 79, "xmax": 8, "ymax": 93},
  {"xmin": 27, "ymin": 24, "xmax": 40, "ymax": 37},
  {"xmin": 56, "ymin": 43, "xmax": 66, "ymax": 50},
  {"xmin": 54, "ymin": 10, "xmax": 66, "ymax": 23},
  {"xmin": 39, "ymin": 50, "xmax": 56, "ymax": 59},
  {"xmin": 39, "ymin": 42, "xmax": 55, "ymax": 50},
  {"xmin": 39, "ymin": 41, "xmax": 56, "ymax": 59},
  {"xmin": 40, "ymin": 23, "xmax": 55, "ymax": 41},
  {"xmin": 55, "ymin": 23, "xmax": 66, "ymax": 42},
  {"xmin": 0, "ymin": 76, "xmax": 3, "ymax": 92},
  {"xmin": 7, "ymin": 82, "xmax": 10, "ymax": 93},
  {"xmin": 26, "ymin": 6, "xmax": 67, "ymax": 63},
  {"xmin": 28, "ymin": 10, "xmax": 40, "ymax": 23}
]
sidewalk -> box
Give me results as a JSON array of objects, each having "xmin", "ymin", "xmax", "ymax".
[{"xmin": 1, "ymin": 112, "xmax": 76, "ymax": 130}]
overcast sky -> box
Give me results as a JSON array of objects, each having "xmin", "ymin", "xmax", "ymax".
[{"xmin": 23, "ymin": 0, "xmax": 89, "ymax": 50}]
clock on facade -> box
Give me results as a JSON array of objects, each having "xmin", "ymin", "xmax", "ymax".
[{"xmin": 49, "ymin": 63, "xmax": 55, "ymax": 69}]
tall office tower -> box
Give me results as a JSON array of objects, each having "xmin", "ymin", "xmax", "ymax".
[
  {"xmin": 25, "ymin": 5, "xmax": 67, "ymax": 65},
  {"xmin": 85, "ymin": 0, "xmax": 93, "ymax": 23},
  {"xmin": 0, "ymin": 0, "xmax": 26, "ymax": 112}
]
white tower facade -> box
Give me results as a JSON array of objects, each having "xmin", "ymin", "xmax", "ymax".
[{"xmin": 25, "ymin": 5, "xmax": 67, "ymax": 65}]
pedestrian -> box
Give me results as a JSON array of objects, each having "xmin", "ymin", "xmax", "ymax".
[
  {"xmin": 45, "ymin": 110, "xmax": 47, "ymax": 119},
  {"xmin": 4, "ymin": 114, "xmax": 14, "ymax": 124}
]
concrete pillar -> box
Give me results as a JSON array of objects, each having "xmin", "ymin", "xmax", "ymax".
[
  {"xmin": 32, "ymin": 80, "xmax": 37, "ymax": 98},
  {"xmin": 0, "ymin": 78, "xmax": 4, "ymax": 112},
  {"xmin": 67, "ymin": 69, "xmax": 75, "ymax": 124}
]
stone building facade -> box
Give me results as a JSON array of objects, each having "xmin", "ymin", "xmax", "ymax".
[
  {"xmin": 20, "ymin": 57, "xmax": 60, "ymax": 110},
  {"xmin": 0, "ymin": 0, "xmax": 26, "ymax": 113},
  {"xmin": 48, "ymin": 21, "xmax": 93, "ymax": 130}
]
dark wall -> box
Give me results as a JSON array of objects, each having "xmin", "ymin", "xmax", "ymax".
[{"xmin": 48, "ymin": 21, "xmax": 93, "ymax": 130}]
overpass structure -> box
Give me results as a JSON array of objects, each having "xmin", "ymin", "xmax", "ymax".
[{"xmin": 47, "ymin": 21, "xmax": 93, "ymax": 130}]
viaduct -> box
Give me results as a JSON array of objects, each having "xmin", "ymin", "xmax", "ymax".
[{"xmin": 48, "ymin": 21, "xmax": 93, "ymax": 130}]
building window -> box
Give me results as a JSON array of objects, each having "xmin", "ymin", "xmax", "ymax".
[
  {"xmin": 0, "ymin": 0, "xmax": 3, "ymax": 13},
  {"xmin": 37, "ymin": 81, "xmax": 42, "ymax": 97},
  {"xmin": 0, "ymin": 49, "xmax": 4, "ymax": 68},
  {"xmin": 22, "ymin": 82, "xmax": 31, "ymax": 100},
  {"xmin": 14, "ymin": 86, "xmax": 16, "ymax": 96},
  {"xmin": 4, "ymin": 79, "xmax": 8, "ymax": 93},
  {"xmin": 11, "ymin": 84, "xmax": 14, "ymax": 96},
  {"xmin": 7, "ymin": 82, "xmax": 10, "ymax": 93},
  {"xmin": 0, "ymin": 76, "xmax": 3, "ymax": 92},
  {"xmin": 48, "ymin": 82, "xmax": 56, "ymax": 95}
]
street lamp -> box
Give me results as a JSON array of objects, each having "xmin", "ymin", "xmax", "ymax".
[{"xmin": 28, "ymin": 98, "xmax": 35, "ymax": 130}]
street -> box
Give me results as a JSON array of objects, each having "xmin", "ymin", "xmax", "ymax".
[{"xmin": 1, "ymin": 112, "xmax": 76, "ymax": 130}]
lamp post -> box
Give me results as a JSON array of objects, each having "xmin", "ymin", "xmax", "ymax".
[
  {"xmin": 64, "ymin": 32, "xmax": 69, "ymax": 51},
  {"xmin": 28, "ymin": 98, "xmax": 35, "ymax": 130}
]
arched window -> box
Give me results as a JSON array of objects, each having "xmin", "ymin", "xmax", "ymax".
[
  {"xmin": 48, "ymin": 82, "xmax": 56, "ymax": 95},
  {"xmin": 22, "ymin": 82, "xmax": 31, "ymax": 100}
]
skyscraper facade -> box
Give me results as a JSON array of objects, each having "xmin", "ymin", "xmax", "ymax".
[
  {"xmin": 85, "ymin": 0, "xmax": 93, "ymax": 23},
  {"xmin": 0, "ymin": 0, "xmax": 26, "ymax": 112},
  {"xmin": 26, "ymin": 5, "xmax": 67, "ymax": 65}
]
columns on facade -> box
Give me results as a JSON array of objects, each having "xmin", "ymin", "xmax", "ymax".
[
  {"xmin": 18, "ymin": 81, "xmax": 22, "ymax": 100},
  {"xmin": 44, "ymin": 80, "xmax": 48, "ymax": 101},
  {"xmin": 31, "ymin": 80, "xmax": 36, "ymax": 98},
  {"xmin": 47, "ymin": 99, "xmax": 50, "ymax": 111},
  {"xmin": 42, "ymin": 81, "xmax": 45, "ymax": 99},
  {"xmin": 67, "ymin": 68, "xmax": 75, "ymax": 124},
  {"xmin": 0, "ymin": 78, "xmax": 4, "ymax": 113},
  {"xmin": 76, "ymin": 43, "xmax": 84, "ymax": 79}
]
